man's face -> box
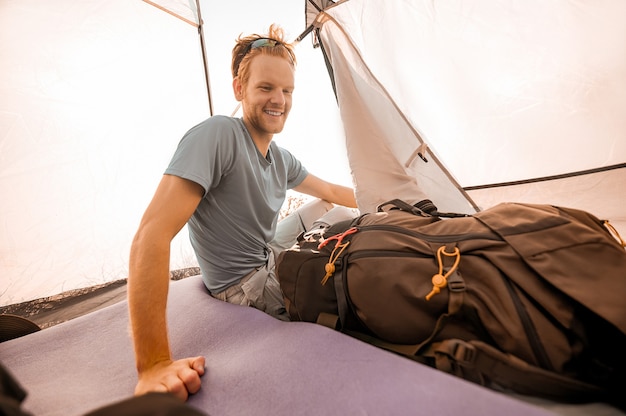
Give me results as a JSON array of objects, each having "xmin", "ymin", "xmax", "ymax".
[{"xmin": 235, "ymin": 54, "xmax": 295, "ymax": 141}]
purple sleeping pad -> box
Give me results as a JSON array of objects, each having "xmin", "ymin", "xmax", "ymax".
[{"xmin": 0, "ymin": 276, "xmax": 611, "ymax": 416}]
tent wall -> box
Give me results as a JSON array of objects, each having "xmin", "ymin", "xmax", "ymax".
[
  {"xmin": 0, "ymin": 0, "xmax": 207, "ymax": 306},
  {"xmin": 315, "ymin": 0, "xmax": 626, "ymax": 235}
]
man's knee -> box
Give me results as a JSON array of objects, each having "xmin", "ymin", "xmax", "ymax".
[{"xmin": 271, "ymin": 199, "xmax": 334, "ymax": 253}]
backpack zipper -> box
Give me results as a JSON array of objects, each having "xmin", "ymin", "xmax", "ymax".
[{"xmin": 351, "ymin": 224, "xmax": 501, "ymax": 243}]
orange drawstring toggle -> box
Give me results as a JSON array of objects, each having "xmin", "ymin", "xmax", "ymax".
[{"xmin": 425, "ymin": 246, "xmax": 461, "ymax": 301}]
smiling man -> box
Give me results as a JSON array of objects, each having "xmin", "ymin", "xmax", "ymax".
[{"xmin": 127, "ymin": 24, "xmax": 357, "ymax": 401}]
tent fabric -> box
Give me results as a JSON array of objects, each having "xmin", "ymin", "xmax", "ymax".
[
  {"xmin": 2, "ymin": 275, "xmax": 624, "ymax": 416},
  {"xmin": 3, "ymin": 0, "xmax": 624, "ymax": 306},
  {"xmin": 313, "ymin": 0, "xmax": 626, "ymax": 231},
  {"xmin": 0, "ymin": 0, "xmax": 207, "ymax": 306}
]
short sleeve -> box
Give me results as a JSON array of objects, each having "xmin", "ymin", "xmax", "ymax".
[
  {"xmin": 164, "ymin": 116, "xmax": 238, "ymax": 195},
  {"xmin": 278, "ymin": 146, "xmax": 308, "ymax": 189}
]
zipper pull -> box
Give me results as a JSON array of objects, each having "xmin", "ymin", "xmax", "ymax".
[
  {"xmin": 319, "ymin": 227, "xmax": 359, "ymax": 285},
  {"xmin": 318, "ymin": 227, "xmax": 358, "ymax": 249},
  {"xmin": 425, "ymin": 246, "xmax": 461, "ymax": 300}
]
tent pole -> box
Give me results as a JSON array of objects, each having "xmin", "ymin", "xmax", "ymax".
[{"xmin": 195, "ymin": 0, "xmax": 214, "ymax": 116}]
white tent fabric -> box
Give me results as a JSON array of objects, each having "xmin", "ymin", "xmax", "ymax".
[
  {"xmin": 0, "ymin": 0, "xmax": 208, "ymax": 306},
  {"xmin": 2, "ymin": 0, "xmax": 625, "ymax": 307},
  {"xmin": 313, "ymin": 0, "xmax": 626, "ymax": 233}
]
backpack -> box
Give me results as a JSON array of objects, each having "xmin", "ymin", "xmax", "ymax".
[{"xmin": 275, "ymin": 201, "xmax": 626, "ymax": 407}]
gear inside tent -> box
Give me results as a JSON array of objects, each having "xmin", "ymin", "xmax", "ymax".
[{"xmin": 1, "ymin": 1, "xmax": 625, "ymax": 415}]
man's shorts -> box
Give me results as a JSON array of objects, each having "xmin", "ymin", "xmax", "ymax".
[
  {"xmin": 211, "ymin": 251, "xmax": 289, "ymax": 321},
  {"xmin": 211, "ymin": 199, "xmax": 356, "ymax": 321}
]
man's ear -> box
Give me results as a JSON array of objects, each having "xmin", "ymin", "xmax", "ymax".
[{"xmin": 233, "ymin": 77, "xmax": 243, "ymax": 101}]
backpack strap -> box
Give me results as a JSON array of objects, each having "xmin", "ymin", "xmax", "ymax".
[
  {"xmin": 316, "ymin": 312, "xmax": 340, "ymax": 330},
  {"xmin": 376, "ymin": 199, "xmax": 470, "ymax": 218},
  {"xmin": 376, "ymin": 199, "xmax": 433, "ymax": 215},
  {"xmin": 423, "ymin": 339, "xmax": 606, "ymax": 402},
  {"xmin": 328, "ymin": 330, "xmax": 607, "ymax": 402}
]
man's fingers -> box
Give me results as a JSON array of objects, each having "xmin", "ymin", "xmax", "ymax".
[
  {"xmin": 168, "ymin": 360, "xmax": 203, "ymax": 398},
  {"xmin": 134, "ymin": 357, "xmax": 206, "ymax": 401},
  {"xmin": 165, "ymin": 375, "xmax": 190, "ymax": 402},
  {"xmin": 180, "ymin": 366, "xmax": 203, "ymax": 395},
  {"xmin": 191, "ymin": 356, "xmax": 206, "ymax": 376}
]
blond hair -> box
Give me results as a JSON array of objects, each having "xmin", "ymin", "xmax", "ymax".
[{"xmin": 231, "ymin": 24, "xmax": 297, "ymax": 85}]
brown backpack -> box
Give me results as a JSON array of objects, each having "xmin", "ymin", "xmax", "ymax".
[{"xmin": 276, "ymin": 201, "xmax": 626, "ymax": 406}]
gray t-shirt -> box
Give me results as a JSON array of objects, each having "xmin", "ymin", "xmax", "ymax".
[{"xmin": 165, "ymin": 116, "xmax": 308, "ymax": 292}]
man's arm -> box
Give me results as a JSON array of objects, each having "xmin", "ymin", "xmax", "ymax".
[
  {"xmin": 293, "ymin": 173, "xmax": 357, "ymax": 208},
  {"xmin": 128, "ymin": 174, "xmax": 205, "ymax": 401}
]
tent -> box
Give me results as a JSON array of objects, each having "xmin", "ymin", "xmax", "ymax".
[
  {"xmin": 2, "ymin": 0, "xmax": 624, "ymax": 308},
  {"xmin": 307, "ymin": 0, "xmax": 626, "ymax": 222},
  {"xmin": 1, "ymin": 0, "xmax": 625, "ymax": 415}
]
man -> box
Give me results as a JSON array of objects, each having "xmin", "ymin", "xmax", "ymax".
[{"xmin": 127, "ymin": 24, "xmax": 357, "ymax": 401}]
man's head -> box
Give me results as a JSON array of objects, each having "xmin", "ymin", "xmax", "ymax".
[{"xmin": 231, "ymin": 24, "xmax": 297, "ymax": 143}]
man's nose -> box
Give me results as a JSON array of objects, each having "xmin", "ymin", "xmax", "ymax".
[{"xmin": 269, "ymin": 89, "xmax": 286, "ymax": 105}]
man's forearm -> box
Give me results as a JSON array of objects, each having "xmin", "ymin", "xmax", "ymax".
[
  {"xmin": 333, "ymin": 184, "xmax": 358, "ymax": 208},
  {"xmin": 128, "ymin": 234, "xmax": 173, "ymax": 373}
]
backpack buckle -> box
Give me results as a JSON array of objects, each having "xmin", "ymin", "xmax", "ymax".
[{"xmin": 434, "ymin": 339, "xmax": 477, "ymax": 369}]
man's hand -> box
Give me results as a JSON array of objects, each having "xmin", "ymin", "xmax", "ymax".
[{"xmin": 135, "ymin": 356, "xmax": 206, "ymax": 401}]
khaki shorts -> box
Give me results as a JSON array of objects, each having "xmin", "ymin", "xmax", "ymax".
[{"xmin": 211, "ymin": 252, "xmax": 289, "ymax": 321}]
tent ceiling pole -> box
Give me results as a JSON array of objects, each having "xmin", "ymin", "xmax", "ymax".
[
  {"xmin": 316, "ymin": 31, "xmax": 337, "ymax": 102},
  {"xmin": 195, "ymin": 0, "xmax": 214, "ymax": 116}
]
